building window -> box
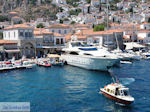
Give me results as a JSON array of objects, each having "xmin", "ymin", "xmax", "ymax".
[
  {"xmin": 29, "ymin": 32, "xmax": 33, "ymax": 37},
  {"xmin": 56, "ymin": 39, "xmax": 59, "ymax": 45},
  {"xmin": 19, "ymin": 31, "xmax": 24, "ymax": 37},
  {"xmin": 61, "ymin": 38, "xmax": 63, "ymax": 44},
  {"xmin": 25, "ymin": 32, "xmax": 28, "ymax": 38},
  {"xmin": 8, "ymin": 32, "xmax": 10, "ymax": 39},
  {"xmin": 58, "ymin": 30, "xmax": 61, "ymax": 34},
  {"xmin": 14, "ymin": 32, "xmax": 15, "ymax": 38},
  {"xmin": 64, "ymin": 30, "xmax": 67, "ymax": 34},
  {"xmin": 148, "ymin": 33, "xmax": 150, "ymax": 37}
]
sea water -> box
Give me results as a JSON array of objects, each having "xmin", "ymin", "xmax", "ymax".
[{"xmin": 0, "ymin": 60, "xmax": 150, "ymax": 112}]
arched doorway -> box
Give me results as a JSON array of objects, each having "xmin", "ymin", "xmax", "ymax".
[{"xmin": 23, "ymin": 42, "xmax": 35, "ymax": 58}]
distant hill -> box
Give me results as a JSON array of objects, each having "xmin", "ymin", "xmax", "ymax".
[{"xmin": 0, "ymin": 0, "xmax": 59, "ymax": 21}]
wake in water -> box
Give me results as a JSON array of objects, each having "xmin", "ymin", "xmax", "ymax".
[
  {"xmin": 108, "ymin": 69, "xmax": 135, "ymax": 86},
  {"xmin": 119, "ymin": 78, "xmax": 135, "ymax": 86}
]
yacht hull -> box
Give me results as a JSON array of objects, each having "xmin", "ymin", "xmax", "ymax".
[
  {"xmin": 61, "ymin": 55, "xmax": 119, "ymax": 71},
  {"xmin": 100, "ymin": 90, "xmax": 133, "ymax": 104}
]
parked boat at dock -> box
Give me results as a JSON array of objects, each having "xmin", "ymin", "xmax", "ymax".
[
  {"xmin": 37, "ymin": 59, "xmax": 51, "ymax": 67},
  {"xmin": 0, "ymin": 61, "xmax": 16, "ymax": 71},
  {"xmin": 47, "ymin": 54, "xmax": 64, "ymax": 66}
]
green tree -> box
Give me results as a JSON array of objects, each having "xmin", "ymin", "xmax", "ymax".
[
  {"xmin": 0, "ymin": 16, "xmax": 8, "ymax": 22},
  {"xmin": 36, "ymin": 23, "xmax": 44, "ymax": 28},
  {"xmin": 60, "ymin": 19, "xmax": 63, "ymax": 24},
  {"xmin": 66, "ymin": 0, "xmax": 79, "ymax": 5},
  {"xmin": 31, "ymin": 0, "xmax": 37, "ymax": 6},
  {"xmin": 0, "ymin": 32, "xmax": 3, "ymax": 39},
  {"xmin": 148, "ymin": 18, "xmax": 150, "ymax": 23},
  {"xmin": 71, "ymin": 21, "xmax": 76, "ymax": 24},
  {"xmin": 86, "ymin": 0, "xmax": 91, "ymax": 4},
  {"xmin": 69, "ymin": 9, "xmax": 81, "ymax": 16},
  {"xmin": 93, "ymin": 24, "xmax": 105, "ymax": 31}
]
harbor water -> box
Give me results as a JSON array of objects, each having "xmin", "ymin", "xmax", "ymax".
[{"xmin": 0, "ymin": 60, "xmax": 150, "ymax": 112}]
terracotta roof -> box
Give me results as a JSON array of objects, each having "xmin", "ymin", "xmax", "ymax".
[
  {"xmin": 0, "ymin": 40, "xmax": 17, "ymax": 44},
  {"xmin": 12, "ymin": 16, "xmax": 21, "ymax": 19},
  {"xmin": 49, "ymin": 24, "xmax": 71, "ymax": 29},
  {"xmin": 9, "ymin": 11, "xmax": 18, "ymax": 14},
  {"xmin": 34, "ymin": 28, "xmax": 52, "ymax": 35},
  {"xmin": 75, "ymin": 29, "xmax": 121, "ymax": 36},
  {"xmin": 4, "ymin": 24, "xmax": 32, "ymax": 30},
  {"xmin": 76, "ymin": 35, "xmax": 87, "ymax": 40},
  {"xmin": 123, "ymin": 36, "xmax": 130, "ymax": 39},
  {"xmin": 53, "ymin": 32, "xmax": 62, "ymax": 37},
  {"xmin": 138, "ymin": 30, "xmax": 150, "ymax": 33},
  {"xmin": 138, "ymin": 37, "xmax": 145, "ymax": 40},
  {"xmin": 142, "ymin": 22, "xmax": 150, "ymax": 25},
  {"xmin": 65, "ymin": 33, "xmax": 72, "ymax": 41},
  {"xmin": 74, "ymin": 24, "xmax": 90, "ymax": 28},
  {"xmin": 76, "ymin": 27, "xmax": 89, "ymax": 30}
]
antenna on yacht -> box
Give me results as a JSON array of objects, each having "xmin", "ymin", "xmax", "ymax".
[
  {"xmin": 108, "ymin": 69, "xmax": 119, "ymax": 83},
  {"xmin": 115, "ymin": 32, "xmax": 120, "ymax": 51}
]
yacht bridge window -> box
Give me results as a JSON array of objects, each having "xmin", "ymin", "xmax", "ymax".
[
  {"xmin": 83, "ymin": 53, "xmax": 93, "ymax": 56},
  {"xmin": 69, "ymin": 52, "xmax": 79, "ymax": 55},
  {"xmin": 79, "ymin": 48, "xmax": 97, "ymax": 51}
]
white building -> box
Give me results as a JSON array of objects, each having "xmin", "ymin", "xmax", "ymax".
[
  {"xmin": 140, "ymin": 23, "xmax": 150, "ymax": 30},
  {"xmin": 91, "ymin": 0, "xmax": 100, "ymax": 7},
  {"xmin": 48, "ymin": 24, "xmax": 72, "ymax": 35},
  {"xmin": 137, "ymin": 30, "xmax": 150, "ymax": 43},
  {"xmin": 3, "ymin": 24, "xmax": 36, "ymax": 58},
  {"xmin": 52, "ymin": 0, "xmax": 66, "ymax": 5}
]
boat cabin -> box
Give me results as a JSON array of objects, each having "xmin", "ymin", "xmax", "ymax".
[{"xmin": 104, "ymin": 83, "xmax": 130, "ymax": 97}]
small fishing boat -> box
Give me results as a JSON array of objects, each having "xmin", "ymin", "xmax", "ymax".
[
  {"xmin": 22, "ymin": 61, "xmax": 33, "ymax": 68},
  {"xmin": 100, "ymin": 82, "xmax": 134, "ymax": 104},
  {"xmin": 0, "ymin": 61, "xmax": 16, "ymax": 71},
  {"xmin": 37, "ymin": 60, "xmax": 51, "ymax": 67},
  {"xmin": 13, "ymin": 61, "xmax": 26, "ymax": 69},
  {"xmin": 47, "ymin": 54, "xmax": 64, "ymax": 66}
]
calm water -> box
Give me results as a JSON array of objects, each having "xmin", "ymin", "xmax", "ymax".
[{"xmin": 0, "ymin": 60, "xmax": 150, "ymax": 112}]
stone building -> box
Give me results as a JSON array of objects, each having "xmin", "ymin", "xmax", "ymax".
[
  {"xmin": 0, "ymin": 40, "xmax": 20, "ymax": 60},
  {"xmin": 3, "ymin": 24, "xmax": 36, "ymax": 58},
  {"xmin": 34, "ymin": 28, "xmax": 65, "ymax": 57}
]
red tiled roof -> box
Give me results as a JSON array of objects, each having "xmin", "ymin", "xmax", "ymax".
[
  {"xmin": 9, "ymin": 11, "xmax": 18, "ymax": 14},
  {"xmin": 4, "ymin": 24, "xmax": 32, "ymax": 30},
  {"xmin": 49, "ymin": 24, "xmax": 71, "ymax": 29},
  {"xmin": 34, "ymin": 28, "xmax": 52, "ymax": 35},
  {"xmin": 0, "ymin": 40, "xmax": 17, "ymax": 44},
  {"xmin": 53, "ymin": 32, "xmax": 62, "ymax": 37}
]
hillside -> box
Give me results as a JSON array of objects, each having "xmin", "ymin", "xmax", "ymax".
[{"xmin": 0, "ymin": 0, "xmax": 59, "ymax": 21}]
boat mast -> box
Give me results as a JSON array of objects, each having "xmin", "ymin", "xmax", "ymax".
[{"xmin": 106, "ymin": 0, "xmax": 109, "ymax": 49}]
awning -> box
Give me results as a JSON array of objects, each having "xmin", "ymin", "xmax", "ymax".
[
  {"xmin": 47, "ymin": 54, "xmax": 60, "ymax": 58},
  {"xmin": 5, "ymin": 49, "xmax": 20, "ymax": 53}
]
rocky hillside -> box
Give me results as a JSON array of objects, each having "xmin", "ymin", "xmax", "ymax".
[{"xmin": 0, "ymin": 0, "xmax": 59, "ymax": 21}]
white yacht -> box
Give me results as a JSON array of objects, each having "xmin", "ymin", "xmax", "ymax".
[{"xmin": 61, "ymin": 41, "xmax": 120, "ymax": 71}]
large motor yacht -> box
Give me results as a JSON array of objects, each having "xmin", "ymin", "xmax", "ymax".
[{"xmin": 61, "ymin": 41, "xmax": 120, "ymax": 71}]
